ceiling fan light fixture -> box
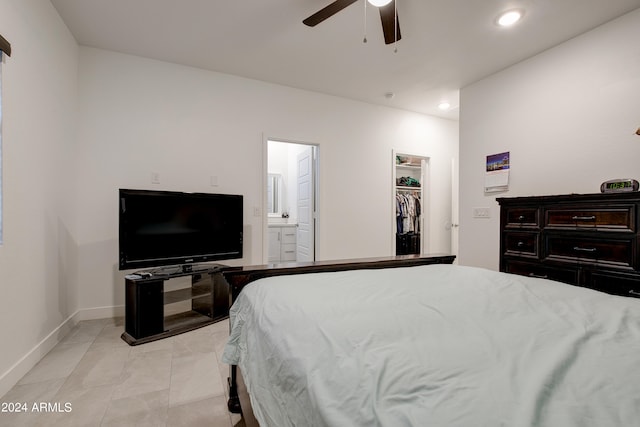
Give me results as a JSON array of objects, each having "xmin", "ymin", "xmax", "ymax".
[
  {"xmin": 367, "ymin": 0, "xmax": 393, "ymax": 7},
  {"xmin": 497, "ymin": 9, "xmax": 523, "ymax": 27},
  {"xmin": 303, "ymin": 0, "xmax": 400, "ymax": 44}
]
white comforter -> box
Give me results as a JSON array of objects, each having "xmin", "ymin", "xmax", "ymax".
[{"xmin": 223, "ymin": 264, "xmax": 640, "ymax": 427}]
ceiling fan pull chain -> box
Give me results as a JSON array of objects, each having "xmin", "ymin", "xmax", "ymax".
[
  {"xmin": 394, "ymin": 0, "xmax": 398, "ymax": 52},
  {"xmin": 363, "ymin": 0, "xmax": 368, "ymax": 43}
]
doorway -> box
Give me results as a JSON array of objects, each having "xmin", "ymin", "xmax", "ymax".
[
  {"xmin": 266, "ymin": 139, "xmax": 318, "ymax": 263},
  {"xmin": 392, "ymin": 151, "xmax": 430, "ymax": 256}
]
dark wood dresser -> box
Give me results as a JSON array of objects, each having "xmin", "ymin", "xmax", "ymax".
[{"xmin": 497, "ymin": 192, "xmax": 640, "ymax": 298}]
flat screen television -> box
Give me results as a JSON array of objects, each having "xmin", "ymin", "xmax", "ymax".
[{"xmin": 119, "ymin": 189, "xmax": 243, "ymax": 271}]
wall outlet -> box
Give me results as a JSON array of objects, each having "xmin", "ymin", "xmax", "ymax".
[
  {"xmin": 473, "ymin": 207, "xmax": 491, "ymax": 218},
  {"xmin": 210, "ymin": 175, "xmax": 218, "ymax": 187},
  {"xmin": 253, "ymin": 206, "xmax": 261, "ymax": 217}
]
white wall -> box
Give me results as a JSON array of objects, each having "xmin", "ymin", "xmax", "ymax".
[
  {"xmin": 75, "ymin": 47, "xmax": 458, "ymax": 316},
  {"xmin": 458, "ymin": 9, "xmax": 640, "ymax": 269},
  {"xmin": 0, "ymin": 0, "xmax": 78, "ymax": 396}
]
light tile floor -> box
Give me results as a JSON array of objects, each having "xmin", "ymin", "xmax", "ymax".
[{"xmin": 0, "ymin": 318, "xmax": 243, "ymax": 427}]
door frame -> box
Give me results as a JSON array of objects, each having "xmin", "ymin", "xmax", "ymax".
[
  {"xmin": 450, "ymin": 157, "xmax": 459, "ymax": 261},
  {"xmin": 263, "ymin": 135, "xmax": 320, "ymax": 264}
]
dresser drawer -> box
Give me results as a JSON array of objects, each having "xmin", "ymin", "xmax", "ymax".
[
  {"xmin": 587, "ymin": 270, "xmax": 640, "ymax": 298},
  {"xmin": 281, "ymin": 243, "xmax": 297, "ymax": 261},
  {"xmin": 281, "ymin": 228, "xmax": 297, "ymax": 244},
  {"xmin": 503, "ymin": 232, "xmax": 538, "ymax": 257},
  {"xmin": 504, "ymin": 260, "xmax": 578, "ymax": 285},
  {"xmin": 545, "ymin": 207, "xmax": 634, "ymax": 231},
  {"xmin": 504, "ymin": 208, "xmax": 539, "ymax": 228},
  {"xmin": 545, "ymin": 235, "xmax": 634, "ymax": 268}
]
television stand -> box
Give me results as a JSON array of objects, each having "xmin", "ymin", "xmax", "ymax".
[{"xmin": 121, "ymin": 264, "xmax": 230, "ymax": 345}]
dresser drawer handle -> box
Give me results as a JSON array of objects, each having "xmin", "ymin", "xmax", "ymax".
[
  {"xmin": 571, "ymin": 215, "xmax": 596, "ymax": 221},
  {"xmin": 629, "ymin": 290, "xmax": 640, "ymax": 297},
  {"xmin": 528, "ymin": 273, "xmax": 548, "ymax": 279},
  {"xmin": 518, "ymin": 215, "xmax": 525, "ymax": 221},
  {"xmin": 517, "ymin": 241, "xmax": 524, "ymax": 247},
  {"xmin": 573, "ymin": 246, "xmax": 597, "ymax": 253}
]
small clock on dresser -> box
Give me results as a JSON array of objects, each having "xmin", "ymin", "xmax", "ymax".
[{"xmin": 600, "ymin": 179, "xmax": 639, "ymax": 193}]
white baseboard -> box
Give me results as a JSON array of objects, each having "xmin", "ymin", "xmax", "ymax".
[
  {"xmin": 0, "ymin": 305, "xmax": 123, "ymax": 398},
  {"xmin": 74, "ymin": 305, "xmax": 125, "ymax": 321}
]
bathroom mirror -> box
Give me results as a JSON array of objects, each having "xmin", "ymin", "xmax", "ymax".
[{"xmin": 267, "ymin": 173, "xmax": 283, "ymax": 215}]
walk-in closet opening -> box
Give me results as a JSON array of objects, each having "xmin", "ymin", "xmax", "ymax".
[{"xmin": 393, "ymin": 151, "xmax": 429, "ymax": 256}]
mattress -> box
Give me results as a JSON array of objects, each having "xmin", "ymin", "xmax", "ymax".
[{"xmin": 223, "ymin": 264, "xmax": 640, "ymax": 427}]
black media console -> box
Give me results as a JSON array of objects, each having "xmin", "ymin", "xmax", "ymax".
[{"xmin": 121, "ymin": 264, "xmax": 231, "ymax": 345}]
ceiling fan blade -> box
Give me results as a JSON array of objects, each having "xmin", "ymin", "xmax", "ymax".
[
  {"xmin": 303, "ymin": 0, "xmax": 359, "ymax": 27},
  {"xmin": 379, "ymin": 0, "xmax": 401, "ymax": 44}
]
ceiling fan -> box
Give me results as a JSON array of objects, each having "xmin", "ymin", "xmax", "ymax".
[{"xmin": 303, "ymin": 0, "xmax": 401, "ymax": 45}]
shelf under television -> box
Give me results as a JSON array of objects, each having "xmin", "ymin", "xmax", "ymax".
[
  {"xmin": 163, "ymin": 284, "xmax": 212, "ymax": 305},
  {"xmin": 122, "ymin": 311, "xmax": 222, "ymax": 346},
  {"xmin": 122, "ymin": 266, "xmax": 230, "ymax": 346}
]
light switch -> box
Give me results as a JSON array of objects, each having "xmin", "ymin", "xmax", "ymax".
[{"xmin": 473, "ymin": 207, "xmax": 490, "ymax": 218}]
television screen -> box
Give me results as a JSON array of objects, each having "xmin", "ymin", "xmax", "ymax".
[{"xmin": 119, "ymin": 189, "xmax": 243, "ymax": 270}]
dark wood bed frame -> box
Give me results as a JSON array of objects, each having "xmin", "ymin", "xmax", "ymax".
[{"xmin": 222, "ymin": 253, "xmax": 456, "ymax": 425}]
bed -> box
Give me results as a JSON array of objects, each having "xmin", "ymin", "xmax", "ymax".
[{"xmin": 222, "ymin": 263, "xmax": 640, "ymax": 426}]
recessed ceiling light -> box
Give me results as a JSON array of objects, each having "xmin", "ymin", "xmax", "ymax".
[
  {"xmin": 438, "ymin": 102, "xmax": 451, "ymax": 111},
  {"xmin": 497, "ymin": 10, "xmax": 523, "ymax": 27}
]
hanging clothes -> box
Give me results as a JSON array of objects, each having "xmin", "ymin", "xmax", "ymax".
[
  {"xmin": 396, "ymin": 191, "xmax": 421, "ymax": 255},
  {"xmin": 395, "ymin": 191, "xmax": 421, "ymax": 234}
]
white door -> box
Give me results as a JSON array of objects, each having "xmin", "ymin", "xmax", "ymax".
[{"xmin": 296, "ymin": 147, "xmax": 315, "ymax": 262}]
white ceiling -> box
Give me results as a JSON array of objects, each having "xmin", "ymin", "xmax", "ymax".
[{"xmin": 50, "ymin": 0, "xmax": 640, "ymax": 120}]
